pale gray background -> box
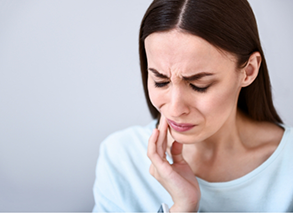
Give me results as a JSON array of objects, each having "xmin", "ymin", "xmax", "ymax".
[{"xmin": 0, "ymin": 0, "xmax": 292, "ymax": 212}]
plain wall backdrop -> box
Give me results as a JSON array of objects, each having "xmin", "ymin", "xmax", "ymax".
[{"xmin": 0, "ymin": 0, "xmax": 292, "ymax": 211}]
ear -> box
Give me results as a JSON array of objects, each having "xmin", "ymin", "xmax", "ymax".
[{"xmin": 241, "ymin": 52, "xmax": 262, "ymax": 87}]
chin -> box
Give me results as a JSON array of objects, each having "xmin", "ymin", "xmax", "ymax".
[{"xmin": 169, "ymin": 129, "xmax": 202, "ymax": 144}]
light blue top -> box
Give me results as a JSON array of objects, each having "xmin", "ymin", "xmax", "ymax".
[{"xmin": 93, "ymin": 120, "xmax": 293, "ymax": 212}]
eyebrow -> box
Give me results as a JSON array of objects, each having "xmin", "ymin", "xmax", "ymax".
[
  {"xmin": 148, "ymin": 68, "xmax": 214, "ymax": 81},
  {"xmin": 148, "ymin": 68, "xmax": 169, "ymax": 79}
]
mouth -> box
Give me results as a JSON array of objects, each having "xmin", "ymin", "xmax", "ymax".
[{"xmin": 167, "ymin": 119, "xmax": 196, "ymax": 132}]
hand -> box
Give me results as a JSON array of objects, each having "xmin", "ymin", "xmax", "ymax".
[{"xmin": 147, "ymin": 115, "xmax": 201, "ymax": 212}]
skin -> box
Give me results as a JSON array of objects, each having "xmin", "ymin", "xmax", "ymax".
[{"xmin": 146, "ymin": 30, "xmax": 284, "ymax": 212}]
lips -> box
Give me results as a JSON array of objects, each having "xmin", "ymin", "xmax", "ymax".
[{"xmin": 167, "ymin": 119, "xmax": 196, "ymax": 132}]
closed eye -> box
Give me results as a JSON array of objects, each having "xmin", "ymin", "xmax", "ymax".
[
  {"xmin": 154, "ymin": 81, "xmax": 210, "ymax": 93},
  {"xmin": 190, "ymin": 84, "xmax": 209, "ymax": 93},
  {"xmin": 154, "ymin": 81, "xmax": 169, "ymax": 88}
]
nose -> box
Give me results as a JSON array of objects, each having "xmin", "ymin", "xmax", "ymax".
[{"xmin": 168, "ymin": 86, "xmax": 190, "ymax": 117}]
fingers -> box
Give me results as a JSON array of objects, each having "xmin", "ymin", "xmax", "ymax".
[
  {"xmin": 147, "ymin": 128, "xmax": 169, "ymax": 178},
  {"xmin": 147, "ymin": 129, "xmax": 159, "ymax": 161},
  {"xmin": 157, "ymin": 115, "xmax": 168, "ymax": 158},
  {"xmin": 171, "ymin": 141, "xmax": 186, "ymax": 164},
  {"xmin": 147, "ymin": 127, "xmax": 167, "ymax": 162},
  {"xmin": 149, "ymin": 163, "xmax": 155, "ymax": 177},
  {"xmin": 147, "ymin": 115, "xmax": 172, "ymax": 180}
]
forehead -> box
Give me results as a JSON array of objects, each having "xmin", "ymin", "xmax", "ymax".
[{"xmin": 144, "ymin": 30, "xmax": 237, "ymax": 75}]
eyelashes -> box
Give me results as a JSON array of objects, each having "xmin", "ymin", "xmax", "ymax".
[
  {"xmin": 154, "ymin": 81, "xmax": 209, "ymax": 93},
  {"xmin": 189, "ymin": 84, "xmax": 209, "ymax": 93},
  {"xmin": 154, "ymin": 82, "xmax": 169, "ymax": 88}
]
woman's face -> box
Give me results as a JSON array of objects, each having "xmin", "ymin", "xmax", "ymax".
[{"xmin": 145, "ymin": 30, "xmax": 245, "ymax": 144}]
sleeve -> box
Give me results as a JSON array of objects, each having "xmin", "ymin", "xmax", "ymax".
[
  {"xmin": 92, "ymin": 141, "xmax": 124, "ymax": 212},
  {"xmin": 92, "ymin": 187, "xmax": 124, "ymax": 212},
  {"xmin": 92, "ymin": 124, "xmax": 170, "ymax": 212}
]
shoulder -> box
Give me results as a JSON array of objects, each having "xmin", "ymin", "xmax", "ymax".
[
  {"xmin": 279, "ymin": 125, "xmax": 293, "ymax": 155},
  {"xmin": 265, "ymin": 124, "xmax": 293, "ymax": 169},
  {"xmin": 96, "ymin": 120, "xmax": 158, "ymax": 177},
  {"xmin": 99, "ymin": 120, "xmax": 157, "ymax": 158},
  {"xmin": 93, "ymin": 120, "xmax": 162, "ymax": 211},
  {"xmin": 258, "ymin": 124, "xmax": 293, "ymax": 164}
]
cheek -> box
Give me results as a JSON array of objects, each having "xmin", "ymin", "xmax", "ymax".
[
  {"xmin": 147, "ymin": 79, "xmax": 163, "ymax": 111},
  {"xmin": 198, "ymin": 84, "xmax": 240, "ymax": 120}
]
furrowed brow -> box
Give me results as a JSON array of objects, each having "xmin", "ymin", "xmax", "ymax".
[
  {"xmin": 148, "ymin": 68, "xmax": 169, "ymax": 79},
  {"xmin": 182, "ymin": 72, "xmax": 214, "ymax": 81}
]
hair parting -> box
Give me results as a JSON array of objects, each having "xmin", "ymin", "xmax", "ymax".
[{"xmin": 139, "ymin": 0, "xmax": 282, "ymax": 124}]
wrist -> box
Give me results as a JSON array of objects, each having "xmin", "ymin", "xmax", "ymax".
[{"xmin": 169, "ymin": 203, "xmax": 199, "ymax": 212}]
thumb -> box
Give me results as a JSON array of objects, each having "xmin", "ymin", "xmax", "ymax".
[{"xmin": 171, "ymin": 141, "xmax": 186, "ymax": 164}]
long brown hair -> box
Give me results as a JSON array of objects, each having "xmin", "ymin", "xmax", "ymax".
[{"xmin": 139, "ymin": 0, "xmax": 282, "ymax": 124}]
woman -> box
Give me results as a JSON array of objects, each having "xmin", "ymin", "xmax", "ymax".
[{"xmin": 93, "ymin": 0, "xmax": 293, "ymax": 212}]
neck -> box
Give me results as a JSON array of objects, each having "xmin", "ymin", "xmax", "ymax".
[
  {"xmin": 168, "ymin": 110, "xmax": 284, "ymax": 182},
  {"xmin": 202, "ymin": 109, "xmax": 250, "ymax": 150}
]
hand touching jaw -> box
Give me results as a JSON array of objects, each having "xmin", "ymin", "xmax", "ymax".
[{"xmin": 147, "ymin": 115, "xmax": 201, "ymax": 212}]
